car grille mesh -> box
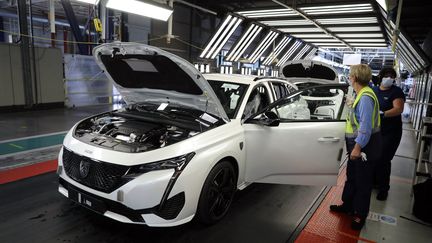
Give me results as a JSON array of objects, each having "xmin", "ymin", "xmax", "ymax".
[{"xmin": 62, "ymin": 148, "xmax": 130, "ymax": 193}]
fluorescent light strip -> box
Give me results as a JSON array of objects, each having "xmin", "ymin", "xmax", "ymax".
[
  {"xmin": 349, "ymin": 43, "xmax": 388, "ymax": 46},
  {"xmin": 240, "ymin": 13, "xmax": 298, "ymax": 18},
  {"xmin": 398, "ymin": 46, "xmax": 421, "ymax": 69},
  {"xmin": 305, "ymin": 9, "xmax": 373, "ymax": 15},
  {"xmin": 344, "ymin": 39, "xmax": 386, "ymax": 43},
  {"xmin": 248, "ymin": 31, "xmax": 275, "ymax": 61},
  {"xmin": 251, "ymin": 32, "xmax": 280, "ymax": 63},
  {"xmin": 237, "ymin": 8, "xmax": 293, "ymax": 14},
  {"xmin": 303, "ymin": 39, "xmax": 339, "ymax": 42},
  {"xmin": 200, "ymin": 15, "xmax": 233, "ymax": 58},
  {"xmin": 338, "ymin": 33, "xmax": 384, "ymax": 38},
  {"xmin": 304, "ymin": 48, "xmax": 318, "ymax": 59},
  {"xmin": 396, "ymin": 39, "xmax": 423, "ymax": 67},
  {"xmin": 278, "ymin": 28, "xmax": 323, "ymax": 33},
  {"xmin": 328, "ymin": 26, "xmax": 381, "ymax": 32},
  {"xmin": 303, "ymin": 7, "xmax": 372, "ymax": 13},
  {"xmin": 293, "ymin": 34, "xmax": 331, "ymax": 38},
  {"xmin": 317, "ymin": 17, "xmax": 377, "ymax": 24},
  {"xmin": 293, "ymin": 45, "xmax": 310, "ymax": 60},
  {"xmin": 313, "ymin": 42, "xmax": 346, "ymax": 46},
  {"xmin": 398, "ymin": 51, "xmax": 418, "ymax": 70},
  {"xmin": 231, "ymin": 26, "xmax": 263, "ymax": 61},
  {"xmin": 106, "ymin": 0, "xmax": 173, "ymax": 21},
  {"xmin": 352, "ymin": 46, "xmax": 388, "ymax": 49},
  {"xmin": 299, "ymin": 4, "xmax": 371, "ymax": 10},
  {"xmin": 206, "ymin": 16, "xmax": 240, "ymax": 58},
  {"xmin": 276, "ymin": 41, "xmax": 301, "ymax": 66},
  {"xmin": 399, "ymin": 34, "xmax": 426, "ymax": 65},
  {"xmin": 260, "ymin": 20, "xmax": 313, "ymax": 26},
  {"xmin": 209, "ymin": 18, "xmax": 243, "ymax": 59},
  {"xmin": 263, "ymin": 36, "xmax": 292, "ymax": 65},
  {"xmin": 320, "ymin": 46, "xmax": 349, "ymax": 49},
  {"xmin": 226, "ymin": 24, "xmax": 256, "ymax": 60},
  {"xmin": 249, "ymin": 32, "xmax": 279, "ymax": 63}
]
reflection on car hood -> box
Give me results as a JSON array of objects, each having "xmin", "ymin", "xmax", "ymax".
[{"xmin": 93, "ymin": 42, "xmax": 229, "ymax": 122}]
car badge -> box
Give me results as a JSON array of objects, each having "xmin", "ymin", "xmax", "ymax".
[{"xmin": 79, "ymin": 160, "xmax": 90, "ymax": 178}]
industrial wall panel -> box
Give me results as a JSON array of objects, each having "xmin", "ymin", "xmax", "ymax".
[
  {"xmin": 9, "ymin": 44, "xmax": 25, "ymax": 105},
  {"xmin": 35, "ymin": 47, "xmax": 64, "ymax": 103},
  {"xmin": 0, "ymin": 44, "xmax": 14, "ymax": 106}
]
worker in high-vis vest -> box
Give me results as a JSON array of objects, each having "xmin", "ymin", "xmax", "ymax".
[{"xmin": 330, "ymin": 64, "xmax": 382, "ymax": 231}]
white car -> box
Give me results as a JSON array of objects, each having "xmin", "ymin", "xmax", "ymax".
[{"xmin": 57, "ymin": 43, "xmax": 349, "ymax": 227}]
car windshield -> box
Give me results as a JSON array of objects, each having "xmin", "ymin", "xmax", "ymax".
[{"xmin": 208, "ymin": 80, "xmax": 249, "ymax": 119}]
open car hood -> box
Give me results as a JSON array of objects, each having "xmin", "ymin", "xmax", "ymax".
[
  {"xmin": 93, "ymin": 42, "xmax": 229, "ymax": 122},
  {"xmin": 280, "ymin": 60, "xmax": 339, "ymax": 83}
]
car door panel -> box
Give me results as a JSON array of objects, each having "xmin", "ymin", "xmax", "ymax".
[{"xmin": 243, "ymin": 84, "xmax": 348, "ymax": 186}]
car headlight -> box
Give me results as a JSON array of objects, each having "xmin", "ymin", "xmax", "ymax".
[{"xmin": 124, "ymin": 152, "xmax": 195, "ymax": 178}]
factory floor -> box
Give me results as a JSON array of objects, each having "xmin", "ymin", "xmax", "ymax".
[{"xmin": 0, "ymin": 105, "xmax": 431, "ymax": 243}]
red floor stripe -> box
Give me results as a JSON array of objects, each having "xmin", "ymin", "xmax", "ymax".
[
  {"xmin": 0, "ymin": 160, "xmax": 58, "ymax": 184},
  {"xmin": 295, "ymin": 167, "xmax": 376, "ymax": 243}
]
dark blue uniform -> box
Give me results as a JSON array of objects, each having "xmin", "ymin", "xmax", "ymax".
[{"xmin": 372, "ymin": 85, "xmax": 405, "ymax": 192}]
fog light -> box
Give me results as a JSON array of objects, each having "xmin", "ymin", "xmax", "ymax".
[{"xmin": 117, "ymin": 190, "xmax": 124, "ymax": 202}]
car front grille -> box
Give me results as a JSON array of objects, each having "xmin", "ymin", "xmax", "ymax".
[{"xmin": 62, "ymin": 148, "xmax": 130, "ymax": 193}]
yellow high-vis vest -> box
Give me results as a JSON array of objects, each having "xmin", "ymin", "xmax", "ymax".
[{"xmin": 345, "ymin": 86, "xmax": 381, "ymax": 138}]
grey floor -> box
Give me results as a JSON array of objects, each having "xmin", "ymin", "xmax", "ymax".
[
  {"xmin": 0, "ymin": 104, "xmax": 120, "ymax": 141},
  {"xmin": 0, "ymin": 104, "xmax": 322, "ymax": 243},
  {"xmin": 360, "ymin": 123, "xmax": 432, "ymax": 243}
]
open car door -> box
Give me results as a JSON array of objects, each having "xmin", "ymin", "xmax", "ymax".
[{"xmin": 243, "ymin": 84, "xmax": 349, "ymax": 186}]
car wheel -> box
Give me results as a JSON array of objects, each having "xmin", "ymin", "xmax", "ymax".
[{"xmin": 196, "ymin": 161, "xmax": 237, "ymax": 225}]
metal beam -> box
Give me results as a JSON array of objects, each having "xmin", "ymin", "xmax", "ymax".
[
  {"xmin": 17, "ymin": 0, "xmax": 34, "ymax": 107},
  {"xmin": 60, "ymin": 0, "xmax": 88, "ymax": 54},
  {"xmin": 272, "ymin": 0, "xmax": 354, "ymax": 51}
]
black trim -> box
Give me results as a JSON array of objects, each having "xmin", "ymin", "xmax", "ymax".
[{"xmin": 59, "ymin": 177, "xmax": 185, "ymax": 222}]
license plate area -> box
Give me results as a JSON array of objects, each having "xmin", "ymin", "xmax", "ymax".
[{"xmin": 68, "ymin": 188, "xmax": 106, "ymax": 214}]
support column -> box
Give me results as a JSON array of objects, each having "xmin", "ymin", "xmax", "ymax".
[
  {"xmin": 49, "ymin": 0, "xmax": 56, "ymax": 47},
  {"xmin": 17, "ymin": 0, "xmax": 34, "ymax": 107},
  {"xmin": 60, "ymin": 0, "xmax": 87, "ymax": 55}
]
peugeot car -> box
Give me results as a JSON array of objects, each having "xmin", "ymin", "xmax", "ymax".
[{"xmin": 57, "ymin": 42, "xmax": 349, "ymax": 227}]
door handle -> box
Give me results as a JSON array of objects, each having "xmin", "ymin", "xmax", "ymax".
[{"xmin": 317, "ymin": 136, "xmax": 340, "ymax": 142}]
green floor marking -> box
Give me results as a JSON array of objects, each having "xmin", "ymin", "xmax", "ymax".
[{"xmin": 0, "ymin": 133, "xmax": 67, "ymax": 156}]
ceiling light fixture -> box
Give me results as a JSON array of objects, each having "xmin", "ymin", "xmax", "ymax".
[
  {"xmin": 276, "ymin": 40, "xmax": 302, "ymax": 66},
  {"xmin": 249, "ymin": 31, "xmax": 279, "ymax": 63},
  {"xmin": 227, "ymin": 24, "xmax": 262, "ymax": 61},
  {"xmin": 106, "ymin": 0, "xmax": 173, "ymax": 21},
  {"xmin": 263, "ymin": 36, "xmax": 292, "ymax": 65}
]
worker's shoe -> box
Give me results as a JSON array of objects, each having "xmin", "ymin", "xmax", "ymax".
[
  {"xmin": 330, "ymin": 204, "xmax": 352, "ymax": 214},
  {"xmin": 351, "ymin": 215, "xmax": 366, "ymax": 230},
  {"xmin": 376, "ymin": 191, "xmax": 388, "ymax": 201}
]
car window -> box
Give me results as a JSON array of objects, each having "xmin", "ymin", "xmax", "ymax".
[
  {"xmin": 243, "ymin": 85, "xmax": 271, "ymax": 119},
  {"xmin": 272, "ymin": 86, "xmax": 347, "ymax": 121},
  {"xmin": 208, "ymin": 80, "xmax": 248, "ymax": 119},
  {"xmin": 271, "ymin": 82, "xmax": 290, "ymax": 100}
]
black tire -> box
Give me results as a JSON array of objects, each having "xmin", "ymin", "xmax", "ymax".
[{"xmin": 196, "ymin": 161, "xmax": 237, "ymax": 225}]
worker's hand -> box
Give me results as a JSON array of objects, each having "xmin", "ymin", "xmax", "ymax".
[
  {"xmin": 346, "ymin": 95, "xmax": 355, "ymax": 108},
  {"xmin": 350, "ymin": 144, "xmax": 362, "ymax": 161}
]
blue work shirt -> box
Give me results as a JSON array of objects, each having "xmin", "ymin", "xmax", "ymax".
[{"xmin": 354, "ymin": 95, "xmax": 375, "ymax": 148}]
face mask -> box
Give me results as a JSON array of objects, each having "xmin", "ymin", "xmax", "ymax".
[{"xmin": 381, "ymin": 77, "xmax": 394, "ymax": 88}]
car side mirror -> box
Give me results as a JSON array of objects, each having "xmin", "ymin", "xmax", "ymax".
[{"xmin": 246, "ymin": 111, "xmax": 280, "ymax": 127}]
